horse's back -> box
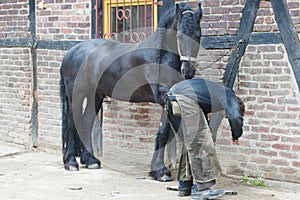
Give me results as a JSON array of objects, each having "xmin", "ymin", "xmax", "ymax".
[
  {"xmin": 61, "ymin": 39, "xmax": 106, "ymax": 71},
  {"xmin": 61, "ymin": 39, "xmax": 134, "ymax": 75}
]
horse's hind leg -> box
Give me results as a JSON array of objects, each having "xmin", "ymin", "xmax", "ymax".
[
  {"xmin": 79, "ymin": 94, "xmax": 104, "ymax": 169},
  {"xmin": 63, "ymin": 107, "xmax": 80, "ymax": 171}
]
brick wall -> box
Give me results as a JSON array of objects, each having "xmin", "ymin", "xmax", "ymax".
[
  {"xmin": 36, "ymin": 0, "xmax": 91, "ymax": 40},
  {"xmin": 215, "ymin": 44, "xmax": 300, "ymax": 182},
  {"xmin": 0, "ymin": 48, "xmax": 31, "ymax": 145},
  {"xmin": 0, "ymin": 0, "xmax": 31, "ymax": 145},
  {"xmin": 35, "ymin": 0, "xmax": 91, "ymax": 150},
  {"xmin": 0, "ymin": 0, "xmax": 300, "ymax": 183},
  {"xmin": 0, "ymin": 0, "xmax": 29, "ymax": 38},
  {"xmin": 103, "ymin": 101, "xmax": 162, "ymax": 154},
  {"xmin": 36, "ymin": 49, "xmax": 66, "ymax": 150},
  {"xmin": 197, "ymin": 0, "xmax": 300, "ymax": 183}
]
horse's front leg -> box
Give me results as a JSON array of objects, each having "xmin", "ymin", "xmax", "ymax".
[
  {"xmin": 150, "ymin": 108, "xmax": 173, "ymax": 181},
  {"xmin": 73, "ymin": 94, "xmax": 101, "ymax": 169}
]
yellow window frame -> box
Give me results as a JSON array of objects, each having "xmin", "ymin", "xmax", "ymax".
[{"xmin": 102, "ymin": 0, "xmax": 158, "ymax": 39}]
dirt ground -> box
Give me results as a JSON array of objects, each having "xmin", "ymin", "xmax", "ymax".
[{"xmin": 0, "ymin": 141, "xmax": 299, "ymax": 200}]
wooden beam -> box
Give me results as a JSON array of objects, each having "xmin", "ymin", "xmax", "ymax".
[
  {"xmin": 0, "ymin": 38, "xmax": 30, "ymax": 47},
  {"xmin": 210, "ymin": 0, "xmax": 260, "ymax": 141},
  {"xmin": 201, "ymin": 32, "xmax": 282, "ymax": 49},
  {"xmin": 37, "ymin": 40, "xmax": 81, "ymax": 50},
  {"xmin": 271, "ymin": 0, "xmax": 300, "ymax": 92},
  {"xmin": 222, "ymin": 0, "xmax": 260, "ymax": 88},
  {"xmin": 29, "ymin": 0, "xmax": 39, "ymax": 147},
  {"xmin": 0, "ymin": 32, "xmax": 282, "ymax": 50}
]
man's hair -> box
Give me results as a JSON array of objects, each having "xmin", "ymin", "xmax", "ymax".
[{"xmin": 237, "ymin": 96, "xmax": 245, "ymax": 116}]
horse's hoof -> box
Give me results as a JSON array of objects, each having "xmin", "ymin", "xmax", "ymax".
[
  {"xmin": 66, "ymin": 165, "xmax": 79, "ymax": 171},
  {"xmin": 149, "ymin": 166, "xmax": 172, "ymax": 181},
  {"xmin": 87, "ymin": 163, "xmax": 101, "ymax": 169},
  {"xmin": 157, "ymin": 175, "xmax": 173, "ymax": 182}
]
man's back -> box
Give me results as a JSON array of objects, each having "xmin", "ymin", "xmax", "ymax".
[
  {"xmin": 169, "ymin": 78, "xmax": 236, "ymax": 114},
  {"xmin": 168, "ymin": 78, "xmax": 244, "ymax": 140}
]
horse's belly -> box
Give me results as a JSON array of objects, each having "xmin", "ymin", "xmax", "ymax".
[{"xmin": 100, "ymin": 82, "xmax": 156, "ymax": 103}]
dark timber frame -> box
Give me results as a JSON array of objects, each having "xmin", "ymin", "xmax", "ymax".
[
  {"xmin": 0, "ymin": 0, "xmax": 299, "ymax": 146},
  {"xmin": 29, "ymin": 0, "xmax": 38, "ymax": 147},
  {"xmin": 210, "ymin": 0, "xmax": 300, "ymax": 141}
]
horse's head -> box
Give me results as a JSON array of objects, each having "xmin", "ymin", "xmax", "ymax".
[{"xmin": 176, "ymin": 2, "xmax": 202, "ymax": 79}]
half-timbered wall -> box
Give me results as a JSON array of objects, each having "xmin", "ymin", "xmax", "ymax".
[{"xmin": 0, "ymin": 0, "xmax": 299, "ymax": 183}]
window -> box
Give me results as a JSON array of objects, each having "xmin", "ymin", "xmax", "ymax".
[{"xmin": 102, "ymin": 0, "xmax": 159, "ymax": 42}]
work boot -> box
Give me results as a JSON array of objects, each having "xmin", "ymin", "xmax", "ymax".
[
  {"xmin": 178, "ymin": 180, "xmax": 193, "ymax": 196},
  {"xmin": 191, "ymin": 188, "xmax": 225, "ymax": 200}
]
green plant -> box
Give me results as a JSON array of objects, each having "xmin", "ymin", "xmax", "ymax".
[
  {"xmin": 240, "ymin": 174, "xmax": 252, "ymax": 185},
  {"xmin": 240, "ymin": 175, "xmax": 269, "ymax": 188}
]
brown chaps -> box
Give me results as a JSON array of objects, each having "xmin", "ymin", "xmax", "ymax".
[{"xmin": 168, "ymin": 94, "xmax": 221, "ymax": 183}]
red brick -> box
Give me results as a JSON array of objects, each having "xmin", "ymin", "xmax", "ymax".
[
  {"xmin": 202, "ymin": 0, "xmax": 220, "ymax": 7},
  {"xmin": 251, "ymin": 156, "xmax": 268, "ymax": 164},
  {"xmin": 259, "ymin": 1, "xmax": 271, "ymax": 8},
  {"xmin": 292, "ymin": 161, "xmax": 300, "ymax": 168},
  {"xmin": 272, "ymin": 144, "xmax": 291, "ymax": 151},
  {"xmin": 279, "ymin": 167, "xmax": 297, "ymax": 174},
  {"xmin": 288, "ymin": 2, "xmax": 300, "ymax": 9},
  {"xmin": 292, "ymin": 145, "xmax": 300, "ymax": 151},
  {"xmin": 270, "ymin": 128, "xmax": 290, "ymax": 134},
  {"xmin": 261, "ymin": 134, "xmax": 279, "ymax": 141},
  {"xmin": 287, "ymin": 107, "xmax": 300, "ymax": 112},
  {"xmin": 271, "ymin": 159, "xmax": 289, "ymax": 166},
  {"xmin": 279, "ymin": 151, "xmax": 299, "ymax": 159},
  {"xmin": 221, "ymin": 0, "xmax": 239, "ymax": 5},
  {"xmin": 259, "ymin": 149, "xmax": 277, "ymax": 157},
  {"xmin": 258, "ymin": 165, "xmax": 277, "ymax": 173},
  {"xmin": 277, "ymin": 113, "xmax": 298, "ymax": 120},
  {"xmin": 239, "ymin": 147, "xmax": 257, "ymax": 154}
]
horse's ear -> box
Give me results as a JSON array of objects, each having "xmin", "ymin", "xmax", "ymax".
[
  {"xmin": 197, "ymin": 3, "xmax": 203, "ymax": 22},
  {"xmin": 175, "ymin": 3, "xmax": 182, "ymax": 23}
]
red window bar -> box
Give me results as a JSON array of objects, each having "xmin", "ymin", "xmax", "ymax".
[{"xmin": 95, "ymin": 0, "xmax": 162, "ymax": 43}]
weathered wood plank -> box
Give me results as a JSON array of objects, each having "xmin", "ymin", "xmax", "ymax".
[
  {"xmin": 0, "ymin": 38, "xmax": 30, "ymax": 47},
  {"xmin": 29, "ymin": 0, "xmax": 38, "ymax": 147},
  {"xmin": 271, "ymin": 0, "xmax": 300, "ymax": 92},
  {"xmin": 222, "ymin": 0, "xmax": 260, "ymax": 88},
  {"xmin": 201, "ymin": 32, "xmax": 282, "ymax": 49},
  {"xmin": 0, "ymin": 32, "xmax": 282, "ymax": 50},
  {"xmin": 37, "ymin": 40, "xmax": 81, "ymax": 50}
]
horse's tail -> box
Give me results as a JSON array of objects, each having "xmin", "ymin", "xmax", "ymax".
[{"xmin": 60, "ymin": 67, "xmax": 68, "ymax": 153}]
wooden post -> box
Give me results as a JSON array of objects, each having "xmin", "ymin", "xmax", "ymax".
[
  {"xmin": 29, "ymin": 0, "xmax": 38, "ymax": 147},
  {"xmin": 271, "ymin": 0, "xmax": 300, "ymax": 93},
  {"xmin": 209, "ymin": 0, "xmax": 260, "ymax": 141},
  {"xmin": 223, "ymin": 0, "xmax": 260, "ymax": 88}
]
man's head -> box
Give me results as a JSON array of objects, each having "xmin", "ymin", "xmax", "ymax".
[{"xmin": 237, "ymin": 96, "xmax": 245, "ymax": 117}]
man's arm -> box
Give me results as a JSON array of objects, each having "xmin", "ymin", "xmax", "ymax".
[{"xmin": 226, "ymin": 97, "xmax": 244, "ymax": 141}]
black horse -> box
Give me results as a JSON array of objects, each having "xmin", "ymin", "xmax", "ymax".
[{"xmin": 60, "ymin": 2, "xmax": 202, "ymax": 180}]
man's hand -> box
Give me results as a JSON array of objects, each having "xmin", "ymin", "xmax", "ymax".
[{"xmin": 232, "ymin": 139, "xmax": 239, "ymax": 145}]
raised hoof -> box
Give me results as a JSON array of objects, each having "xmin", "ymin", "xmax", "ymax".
[
  {"xmin": 157, "ymin": 174, "xmax": 173, "ymax": 182},
  {"xmin": 87, "ymin": 162, "xmax": 101, "ymax": 169}
]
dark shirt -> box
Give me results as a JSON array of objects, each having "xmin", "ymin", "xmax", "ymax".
[{"xmin": 167, "ymin": 78, "xmax": 243, "ymax": 140}]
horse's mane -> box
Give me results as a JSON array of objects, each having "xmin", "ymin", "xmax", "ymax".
[
  {"xmin": 157, "ymin": 5, "xmax": 176, "ymax": 29},
  {"xmin": 155, "ymin": 3, "xmax": 195, "ymax": 61},
  {"xmin": 157, "ymin": 3, "xmax": 194, "ymax": 29},
  {"xmin": 155, "ymin": 4, "xmax": 193, "ymax": 50}
]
